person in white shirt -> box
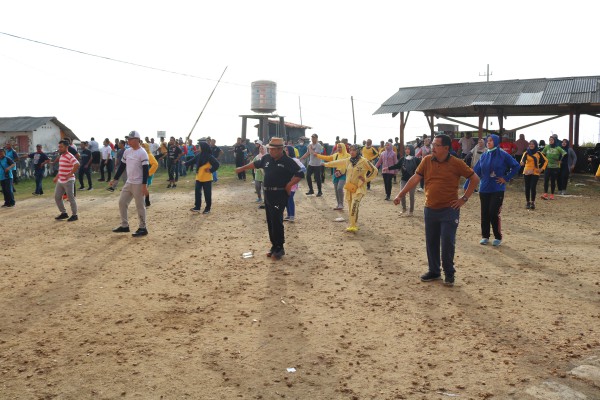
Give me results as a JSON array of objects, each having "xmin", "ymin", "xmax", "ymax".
[
  {"xmin": 99, "ymin": 139, "xmax": 113, "ymax": 181},
  {"xmin": 109, "ymin": 131, "xmax": 150, "ymax": 237}
]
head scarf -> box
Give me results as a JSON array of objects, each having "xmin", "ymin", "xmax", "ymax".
[
  {"xmin": 405, "ymin": 144, "xmax": 415, "ymax": 159},
  {"xmin": 549, "ymin": 136, "xmax": 557, "ymax": 148},
  {"xmin": 195, "ymin": 141, "xmax": 212, "ymax": 167},
  {"xmin": 561, "ymin": 138, "xmax": 569, "ymax": 149},
  {"xmin": 487, "ymin": 134, "xmax": 500, "ymax": 152},
  {"xmin": 349, "ymin": 145, "xmax": 362, "ymax": 166},
  {"xmin": 526, "ymin": 140, "xmax": 538, "ymax": 156}
]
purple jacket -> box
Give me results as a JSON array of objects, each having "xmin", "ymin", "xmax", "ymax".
[{"xmin": 375, "ymin": 149, "xmax": 398, "ymax": 174}]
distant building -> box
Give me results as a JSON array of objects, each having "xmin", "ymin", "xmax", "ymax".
[
  {"xmin": 253, "ymin": 119, "xmax": 312, "ymax": 143},
  {"xmin": 0, "ymin": 116, "xmax": 78, "ymax": 154}
]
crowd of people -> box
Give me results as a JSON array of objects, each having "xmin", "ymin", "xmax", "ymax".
[
  {"xmin": 1, "ymin": 130, "xmax": 599, "ymax": 285},
  {"xmin": 234, "ymin": 131, "xmax": 599, "ymax": 287}
]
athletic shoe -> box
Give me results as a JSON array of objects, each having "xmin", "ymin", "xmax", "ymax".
[
  {"xmin": 417, "ymin": 187, "xmax": 424, "ymax": 192},
  {"xmin": 78, "ymin": 187, "xmax": 85, "ymax": 190},
  {"xmin": 345, "ymin": 226, "xmax": 359, "ymax": 232},
  {"xmin": 87, "ymin": 187, "xmax": 93, "ymax": 191},
  {"xmin": 190, "ymin": 208, "xmax": 201, "ymax": 212},
  {"xmin": 271, "ymin": 248, "xmax": 285, "ymax": 260},
  {"xmin": 479, "ymin": 238, "xmax": 489, "ymax": 245},
  {"xmin": 549, "ymin": 194, "xmax": 554, "ymax": 200},
  {"xmin": 420, "ymin": 272, "xmax": 442, "ymax": 282},
  {"xmin": 407, "ymin": 211, "xmax": 414, "ymax": 216},
  {"xmin": 172, "ymin": 184, "xmax": 177, "ymax": 188},
  {"xmin": 112, "ymin": 226, "xmax": 130, "ymax": 233},
  {"xmin": 132, "ymin": 228, "xmax": 148, "ymax": 237},
  {"xmin": 67, "ymin": 215, "xmax": 78, "ymax": 222},
  {"xmin": 106, "ymin": 187, "xmax": 115, "ymax": 192},
  {"xmin": 167, "ymin": 184, "xmax": 172, "ymax": 188},
  {"xmin": 444, "ymin": 274, "xmax": 455, "ymax": 287},
  {"xmin": 258, "ymin": 205, "xmax": 265, "ymax": 209},
  {"xmin": 526, "ymin": 202, "xmax": 531, "ymax": 209},
  {"xmin": 55, "ymin": 213, "xmax": 69, "ymax": 220},
  {"xmin": 32, "ymin": 192, "xmax": 39, "ymax": 196},
  {"xmin": 305, "ymin": 191, "xmax": 314, "ymax": 195},
  {"xmin": 492, "ymin": 239, "xmax": 502, "ymax": 246},
  {"xmin": 255, "ymin": 198, "xmax": 262, "ymax": 203},
  {"xmin": 316, "ymin": 192, "xmax": 323, "ymax": 197},
  {"xmin": 202, "ymin": 210, "xmax": 210, "ymax": 214},
  {"xmin": 385, "ymin": 197, "xmax": 391, "ymax": 201},
  {"xmin": 530, "ymin": 202, "xmax": 535, "ymax": 210},
  {"xmin": 287, "ymin": 216, "xmax": 295, "ymax": 222},
  {"xmin": 541, "ymin": 193, "xmax": 549, "ymax": 200}
]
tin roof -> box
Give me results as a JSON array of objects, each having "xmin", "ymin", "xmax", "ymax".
[
  {"xmin": 0, "ymin": 116, "xmax": 78, "ymax": 140},
  {"xmin": 374, "ymin": 76, "xmax": 600, "ymax": 117}
]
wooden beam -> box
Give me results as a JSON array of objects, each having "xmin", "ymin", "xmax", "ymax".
[
  {"xmin": 586, "ymin": 113, "xmax": 600, "ymax": 119},
  {"xmin": 434, "ymin": 114, "xmax": 494, "ymax": 134},
  {"xmin": 512, "ymin": 114, "xmax": 566, "ymax": 131}
]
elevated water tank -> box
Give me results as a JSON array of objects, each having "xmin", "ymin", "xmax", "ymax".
[{"xmin": 251, "ymin": 80, "xmax": 277, "ymax": 113}]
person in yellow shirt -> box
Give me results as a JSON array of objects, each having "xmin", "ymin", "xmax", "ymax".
[
  {"xmin": 185, "ymin": 142, "xmax": 220, "ymax": 214},
  {"xmin": 141, "ymin": 142, "xmax": 159, "ymax": 207},
  {"xmin": 316, "ymin": 143, "xmax": 350, "ymax": 210},
  {"xmin": 519, "ymin": 140, "xmax": 547, "ymax": 210},
  {"xmin": 324, "ymin": 145, "xmax": 378, "ymax": 232},
  {"xmin": 362, "ymin": 139, "xmax": 379, "ymax": 190}
]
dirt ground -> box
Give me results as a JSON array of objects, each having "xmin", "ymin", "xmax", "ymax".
[{"xmin": 1, "ymin": 173, "xmax": 599, "ymax": 400}]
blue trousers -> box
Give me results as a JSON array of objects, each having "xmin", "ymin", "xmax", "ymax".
[
  {"xmin": 285, "ymin": 191, "xmax": 296, "ymax": 217},
  {"xmin": 1, "ymin": 178, "xmax": 15, "ymax": 206},
  {"xmin": 424, "ymin": 207, "xmax": 460, "ymax": 276},
  {"xmin": 34, "ymin": 169, "xmax": 45, "ymax": 194}
]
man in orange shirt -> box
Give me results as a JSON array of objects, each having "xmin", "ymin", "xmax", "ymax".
[{"xmin": 394, "ymin": 134, "xmax": 480, "ymax": 286}]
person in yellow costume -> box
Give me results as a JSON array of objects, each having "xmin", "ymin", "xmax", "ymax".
[
  {"xmin": 361, "ymin": 139, "xmax": 379, "ymax": 190},
  {"xmin": 324, "ymin": 144, "xmax": 378, "ymax": 232},
  {"xmin": 315, "ymin": 142, "xmax": 350, "ymax": 210},
  {"xmin": 141, "ymin": 142, "xmax": 159, "ymax": 207}
]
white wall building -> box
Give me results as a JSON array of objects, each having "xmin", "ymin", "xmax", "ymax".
[{"xmin": 0, "ymin": 116, "xmax": 78, "ymax": 154}]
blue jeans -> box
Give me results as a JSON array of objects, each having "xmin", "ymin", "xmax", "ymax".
[
  {"xmin": 424, "ymin": 207, "xmax": 460, "ymax": 276},
  {"xmin": 34, "ymin": 169, "xmax": 45, "ymax": 194},
  {"xmin": 285, "ymin": 191, "xmax": 296, "ymax": 217}
]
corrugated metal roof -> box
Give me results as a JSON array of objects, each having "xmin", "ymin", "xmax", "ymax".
[
  {"xmin": 374, "ymin": 76, "xmax": 600, "ymax": 117},
  {"xmin": 0, "ymin": 117, "xmax": 77, "ymax": 140}
]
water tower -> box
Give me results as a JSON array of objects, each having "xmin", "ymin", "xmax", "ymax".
[{"xmin": 240, "ymin": 80, "xmax": 287, "ymax": 144}]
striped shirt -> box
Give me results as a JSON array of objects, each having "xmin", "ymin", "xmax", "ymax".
[{"xmin": 57, "ymin": 152, "xmax": 79, "ymax": 183}]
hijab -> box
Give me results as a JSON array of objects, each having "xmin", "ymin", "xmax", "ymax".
[
  {"xmin": 195, "ymin": 141, "xmax": 212, "ymax": 167},
  {"xmin": 526, "ymin": 140, "xmax": 538, "ymax": 156},
  {"xmin": 405, "ymin": 144, "xmax": 415, "ymax": 160},
  {"xmin": 549, "ymin": 136, "xmax": 557, "ymax": 148},
  {"xmin": 349, "ymin": 145, "xmax": 361, "ymax": 166}
]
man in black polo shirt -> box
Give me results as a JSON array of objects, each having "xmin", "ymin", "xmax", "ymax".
[{"xmin": 236, "ymin": 137, "xmax": 304, "ymax": 260}]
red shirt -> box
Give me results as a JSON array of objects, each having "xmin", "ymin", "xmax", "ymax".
[
  {"xmin": 499, "ymin": 141, "xmax": 517, "ymax": 155},
  {"xmin": 57, "ymin": 152, "xmax": 79, "ymax": 183}
]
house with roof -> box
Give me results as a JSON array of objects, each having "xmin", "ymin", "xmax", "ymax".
[{"xmin": 0, "ymin": 116, "xmax": 78, "ymax": 154}]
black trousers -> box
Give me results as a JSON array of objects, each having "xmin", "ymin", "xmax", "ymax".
[
  {"xmin": 382, "ymin": 174, "xmax": 394, "ymax": 198},
  {"xmin": 194, "ymin": 180, "xmax": 212, "ymax": 211},
  {"xmin": 523, "ymin": 175, "xmax": 539, "ymax": 202},
  {"xmin": 235, "ymin": 156, "xmax": 246, "ymax": 180},
  {"xmin": 544, "ymin": 168, "xmax": 560, "ymax": 194},
  {"xmin": 79, "ymin": 166, "xmax": 92, "ymax": 188},
  {"xmin": 306, "ymin": 165, "xmax": 322, "ymax": 193},
  {"xmin": 558, "ymin": 167, "xmax": 569, "ymax": 191},
  {"xmin": 264, "ymin": 191, "xmax": 288, "ymax": 250},
  {"xmin": 167, "ymin": 159, "xmax": 176, "ymax": 181},
  {"xmin": 479, "ymin": 191, "xmax": 504, "ymax": 240},
  {"xmin": 100, "ymin": 159, "xmax": 113, "ymax": 181}
]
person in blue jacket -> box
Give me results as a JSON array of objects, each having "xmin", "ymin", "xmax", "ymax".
[{"xmin": 473, "ymin": 134, "xmax": 520, "ymax": 246}]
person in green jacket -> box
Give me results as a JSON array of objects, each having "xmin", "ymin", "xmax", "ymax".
[{"xmin": 540, "ymin": 136, "xmax": 566, "ymax": 200}]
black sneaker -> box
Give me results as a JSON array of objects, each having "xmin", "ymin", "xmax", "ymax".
[
  {"xmin": 112, "ymin": 226, "xmax": 130, "ymax": 233},
  {"xmin": 530, "ymin": 202, "xmax": 535, "ymax": 210},
  {"xmin": 305, "ymin": 191, "xmax": 314, "ymax": 195},
  {"xmin": 444, "ymin": 274, "xmax": 455, "ymax": 287},
  {"xmin": 106, "ymin": 187, "xmax": 115, "ymax": 192},
  {"xmin": 271, "ymin": 248, "xmax": 285, "ymax": 260},
  {"xmin": 67, "ymin": 215, "xmax": 78, "ymax": 222},
  {"xmin": 420, "ymin": 272, "xmax": 442, "ymax": 282},
  {"xmin": 132, "ymin": 228, "xmax": 148, "ymax": 237},
  {"xmin": 525, "ymin": 202, "xmax": 531, "ymax": 209},
  {"xmin": 202, "ymin": 209, "xmax": 210, "ymax": 214},
  {"xmin": 87, "ymin": 187, "xmax": 93, "ymax": 191},
  {"xmin": 55, "ymin": 213, "xmax": 69, "ymax": 220},
  {"xmin": 316, "ymin": 192, "xmax": 323, "ymax": 197},
  {"xmin": 190, "ymin": 208, "xmax": 201, "ymax": 212},
  {"xmin": 78, "ymin": 187, "xmax": 85, "ymax": 190}
]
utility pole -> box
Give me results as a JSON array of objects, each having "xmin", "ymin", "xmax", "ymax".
[
  {"xmin": 479, "ymin": 64, "xmax": 492, "ymax": 131},
  {"xmin": 298, "ymin": 96, "xmax": 303, "ymax": 126},
  {"xmin": 351, "ymin": 96, "xmax": 357, "ymax": 145}
]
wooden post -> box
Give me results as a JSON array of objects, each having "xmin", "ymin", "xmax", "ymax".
[
  {"xmin": 241, "ymin": 116, "xmax": 247, "ymax": 141},
  {"xmin": 399, "ymin": 112, "xmax": 406, "ymax": 155},
  {"xmin": 574, "ymin": 112, "xmax": 580, "ymax": 147},
  {"xmin": 568, "ymin": 111, "xmax": 574, "ymax": 146},
  {"xmin": 497, "ymin": 109, "xmax": 504, "ymax": 133},
  {"xmin": 478, "ymin": 110, "xmax": 485, "ymax": 139},
  {"xmin": 279, "ymin": 117, "xmax": 286, "ymax": 142},
  {"xmin": 425, "ymin": 113, "xmax": 435, "ymax": 136}
]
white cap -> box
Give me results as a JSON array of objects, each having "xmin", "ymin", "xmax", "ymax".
[{"xmin": 126, "ymin": 131, "xmax": 141, "ymax": 139}]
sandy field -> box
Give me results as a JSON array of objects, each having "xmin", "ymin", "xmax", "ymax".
[{"xmin": 1, "ymin": 173, "xmax": 599, "ymax": 400}]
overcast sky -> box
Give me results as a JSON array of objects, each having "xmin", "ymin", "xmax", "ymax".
[{"xmin": 2, "ymin": 0, "xmax": 599, "ymax": 147}]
